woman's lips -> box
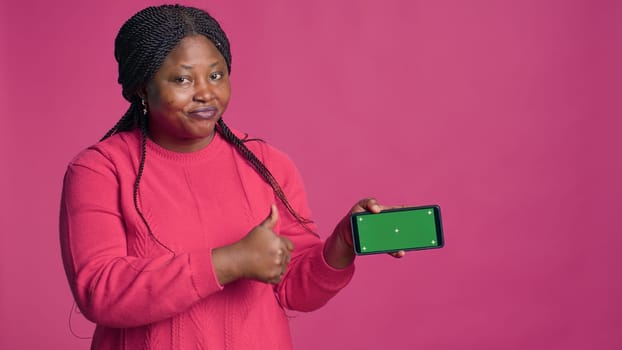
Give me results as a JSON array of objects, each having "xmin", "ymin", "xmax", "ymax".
[{"xmin": 189, "ymin": 106, "xmax": 218, "ymax": 119}]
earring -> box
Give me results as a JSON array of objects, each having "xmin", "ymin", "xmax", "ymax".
[{"xmin": 141, "ymin": 99, "xmax": 148, "ymax": 115}]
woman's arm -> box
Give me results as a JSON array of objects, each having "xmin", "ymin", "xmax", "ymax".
[
  {"xmin": 60, "ymin": 155, "xmax": 223, "ymax": 328},
  {"xmin": 262, "ymin": 145, "xmax": 405, "ymax": 311}
]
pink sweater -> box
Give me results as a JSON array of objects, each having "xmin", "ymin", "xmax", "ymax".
[{"xmin": 59, "ymin": 129, "xmax": 355, "ymax": 349}]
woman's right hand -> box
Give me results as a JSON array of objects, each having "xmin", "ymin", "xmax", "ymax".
[{"xmin": 212, "ymin": 205, "xmax": 294, "ymax": 285}]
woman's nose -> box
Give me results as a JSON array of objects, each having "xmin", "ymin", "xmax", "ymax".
[{"xmin": 192, "ymin": 79, "xmax": 214, "ymax": 102}]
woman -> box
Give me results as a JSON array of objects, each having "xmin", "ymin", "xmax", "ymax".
[{"xmin": 59, "ymin": 4, "xmax": 403, "ymax": 349}]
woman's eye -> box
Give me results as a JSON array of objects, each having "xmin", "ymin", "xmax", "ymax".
[
  {"xmin": 174, "ymin": 76, "xmax": 192, "ymax": 84},
  {"xmin": 210, "ymin": 72, "xmax": 223, "ymax": 81}
]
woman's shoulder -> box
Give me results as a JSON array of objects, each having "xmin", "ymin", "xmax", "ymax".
[
  {"xmin": 67, "ymin": 130, "xmax": 140, "ymax": 168},
  {"xmin": 226, "ymin": 128, "xmax": 304, "ymax": 185},
  {"xmin": 228, "ymin": 128, "xmax": 294, "ymax": 166}
]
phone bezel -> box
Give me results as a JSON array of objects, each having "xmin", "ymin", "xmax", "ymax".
[{"xmin": 350, "ymin": 205, "xmax": 444, "ymax": 255}]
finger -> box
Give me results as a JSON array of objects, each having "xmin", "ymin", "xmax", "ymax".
[
  {"xmin": 389, "ymin": 250, "xmax": 406, "ymax": 258},
  {"xmin": 281, "ymin": 236, "xmax": 294, "ymax": 252},
  {"xmin": 280, "ymin": 249, "xmax": 291, "ymax": 266},
  {"xmin": 275, "ymin": 248, "xmax": 284, "ymax": 264},
  {"xmin": 357, "ymin": 198, "xmax": 381, "ymax": 214},
  {"xmin": 269, "ymin": 270, "xmax": 285, "ymax": 285},
  {"xmin": 280, "ymin": 265, "xmax": 288, "ymax": 279},
  {"xmin": 261, "ymin": 204, "xmax": 279, "ymax": 230},
  {"xmin": 357, "ymin": 199, "xmax": 406, "ymax": 213}
]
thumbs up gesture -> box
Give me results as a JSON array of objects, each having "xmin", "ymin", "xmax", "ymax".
[{"xmin": 233, "ymin": 204, "xmax": 294, "ymax": 284}]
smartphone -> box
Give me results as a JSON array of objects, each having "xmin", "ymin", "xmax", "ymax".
[{"xmin": 350, "ymin": 205, "xmax": 444, "ymax": 255}]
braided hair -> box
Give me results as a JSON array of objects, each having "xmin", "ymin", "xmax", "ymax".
[{"xmin": 103, "ymin": 5, "xmax": 315, "ymax": 253}]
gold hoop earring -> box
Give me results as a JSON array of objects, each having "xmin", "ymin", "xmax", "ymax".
[{"xmin": 141, "ymin": 99, "xmax": 148, "ymax": 115}]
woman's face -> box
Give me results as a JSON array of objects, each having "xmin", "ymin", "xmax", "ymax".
[{"xmin": 143, "ymin": 35, "xmax": 231, "ymax": 152}]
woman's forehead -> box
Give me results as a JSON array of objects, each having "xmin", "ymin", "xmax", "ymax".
[{"xmin": 160, "ymin": 35, "xmax": 225, "ymax": 69}]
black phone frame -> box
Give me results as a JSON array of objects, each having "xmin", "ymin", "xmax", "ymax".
[{"xmin": 350, "ymin": 205, "xmax": 445, "ymax": 255}]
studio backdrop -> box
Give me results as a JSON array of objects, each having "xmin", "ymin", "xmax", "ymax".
[{"xmin": 1, "ymin": 0, "xmax": 621, "ymax": 349}]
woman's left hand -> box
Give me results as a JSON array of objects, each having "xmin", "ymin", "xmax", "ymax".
[{"xmin": 324, "ymin": 198, "xmax": 406, "ymax": 269}]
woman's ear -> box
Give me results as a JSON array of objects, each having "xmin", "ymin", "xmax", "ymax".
[{"xmin": 136, "ymin": 89, "xmax": 148, "ymax": 115}]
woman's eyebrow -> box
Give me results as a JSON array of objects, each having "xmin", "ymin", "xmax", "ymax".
[{"xmin": 179, "ymin": 61, "xmax": 222, "ymax": 70}]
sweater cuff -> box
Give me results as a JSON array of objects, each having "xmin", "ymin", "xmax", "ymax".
[
  {"xmin": 188, "ymin": 250, "xmax": 224, "ymax": 299},
  {"xmin": 309, "ymin": 243, "xmax": 355, "ymax": 289}
]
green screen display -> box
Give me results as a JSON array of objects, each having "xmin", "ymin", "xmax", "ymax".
[{"xmin": 351, "ymin": 206, "xmax": 443, "ymax": 254}]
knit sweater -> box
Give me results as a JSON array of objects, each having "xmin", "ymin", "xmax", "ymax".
[{"xmin": 59, "ymin": 129, "xmax": 355, "ymax": 349}]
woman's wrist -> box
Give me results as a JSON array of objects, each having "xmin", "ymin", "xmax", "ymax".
[
  {"xmin": 211, "ymin": 243, "xmax": 243, "ymax": 285},
  {"xmin": 323, "ymin": 218, "xmax": 355, "ymax": 269}
]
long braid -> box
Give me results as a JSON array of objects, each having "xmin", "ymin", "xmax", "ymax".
[
  {"xmin": 101, "ymin": 100, "xmax": 141, "ymax": 141},
  {"xmin": 216, "ymin": 119, "xmax": 317, "ymax": 235},
  {"xmin": 131, "ymin": 117, "xmax": 176, "ymax": 254}
]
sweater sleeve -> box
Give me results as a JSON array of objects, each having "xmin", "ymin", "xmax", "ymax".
[
  {"xmin": 263, "ymin": 146, "xmax": 355, "ymax": 312},
  {"xmin": 59, "ymin": 149, "xmax": 223, "ymax": 328}
]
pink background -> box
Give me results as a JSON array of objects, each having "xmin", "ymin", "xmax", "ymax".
[{"xmin": 1, "ymin": 0, "xmax": 621, "ymax": 348}]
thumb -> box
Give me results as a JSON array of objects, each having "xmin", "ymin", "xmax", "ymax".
[{"xmin": 261, "ymin": 204, "xmax": 279, "ymax": 230}]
